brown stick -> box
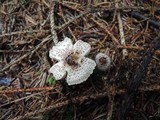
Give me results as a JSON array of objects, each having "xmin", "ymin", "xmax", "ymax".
[
  {"xmin": 0, "ymin": 30, "xmax": 49, "ymax": 38},
  {"xmin": 0, "ymin": 86, "xmax": 53, "ymax": 94}
]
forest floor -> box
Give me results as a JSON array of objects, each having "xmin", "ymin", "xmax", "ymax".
[{"xmin": 0, "ymin": 0, "xmax": 160, "ymax": 120}]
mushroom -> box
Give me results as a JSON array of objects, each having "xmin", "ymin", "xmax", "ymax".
[
  {"xmin": 95, "ymin": 52, "xmax": 111, "ymax": 71},
  {"xmin": 49, "ymin": 37, "xmax": 96, "ymax": 85}
]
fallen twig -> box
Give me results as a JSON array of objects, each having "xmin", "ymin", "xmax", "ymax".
[
  {"xmin": 0, "ymin": 50, "xmax": 30, "ymax": 53},
  {"xmin": 0, "ymin": 30, "xmax": 49, "ymax": 38},
  {"xmin": 0, "ymin": 86, "xmax": 53, "ymax": 94},
  {"xmin": 116, "ymin": 2, "xmax": 128, "ymax": 59},
  {"xmin": 50, "ymin": 2, "xmax": 58, "ymax": 44},
  {"xmin": 131, "ymin": 11, "xmax": 160, "ymax": 29}
]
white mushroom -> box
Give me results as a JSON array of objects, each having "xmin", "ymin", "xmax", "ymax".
[
  {"xmin": 95, "ymin": 53, "xmax": 111, "ymax": 71},
  {"xmin": 49, "ymin": 37, "xmax": 96, "ymax": 85}
]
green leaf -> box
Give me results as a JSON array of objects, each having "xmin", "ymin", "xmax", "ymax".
[
  {"xmin": 21, "ymin": 0, "xmax": 27, "ymax": 5},
  {"xmin": 48, "ymin": 76, "xmax": 55, "ymax": 86}
]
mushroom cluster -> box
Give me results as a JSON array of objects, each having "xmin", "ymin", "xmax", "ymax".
[{"xmin": 49, "ymin": 37, "xmax": 96, "ymax": 85}]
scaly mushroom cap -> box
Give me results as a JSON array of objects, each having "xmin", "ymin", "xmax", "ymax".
[{"xmin": 49, "ymin": 37, "xmax": 96, "ymax": 85}]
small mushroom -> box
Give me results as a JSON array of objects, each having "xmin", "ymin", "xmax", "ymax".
[{"xmin": 95, "ymin": 52, "xmax": 111, "ymax": 71}]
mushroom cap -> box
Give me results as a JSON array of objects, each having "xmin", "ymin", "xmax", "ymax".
[
  {"xmin": 49, "ymin": 37, "xmax": 96, "ymax": 85},
  {"xmin": 95, "ymin": 53, "xmax": 111, "ymax": 71}
]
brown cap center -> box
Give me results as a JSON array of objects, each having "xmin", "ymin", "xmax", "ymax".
[{"xmin": 99, "ymin": 57, "xmax": 107, "ymax": 65}]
